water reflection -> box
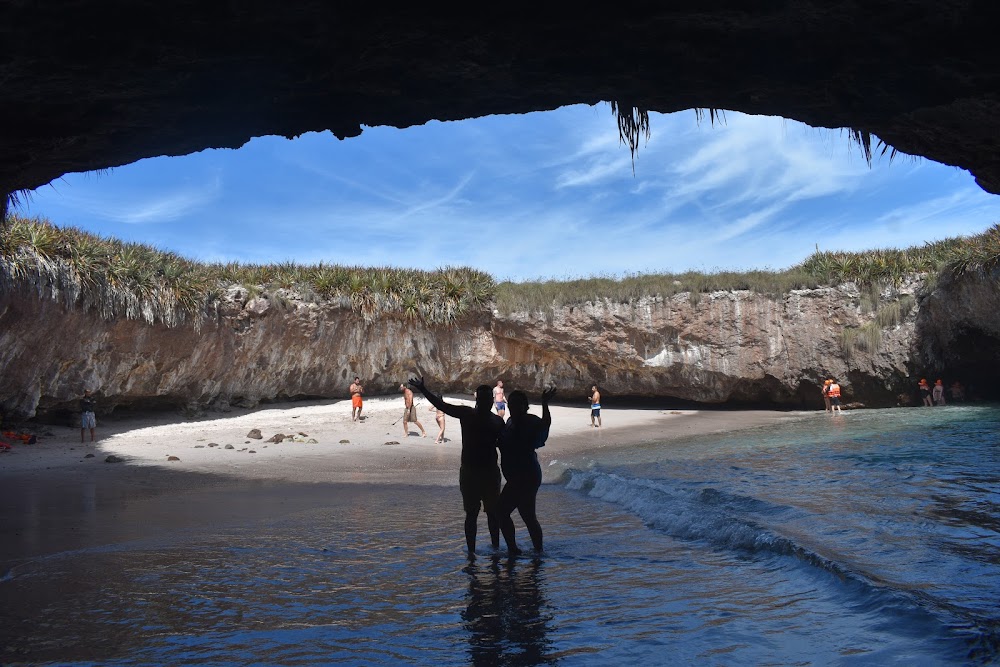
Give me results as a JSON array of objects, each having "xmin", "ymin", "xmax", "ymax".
[{"xmin": 463, "ymin": 556, "xmax": 554, "ymax": 666}]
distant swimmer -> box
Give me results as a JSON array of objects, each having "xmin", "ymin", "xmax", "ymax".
[
  {"xmin": 409, "ymin": 377, "xmax": 516, "ymax": 558},
  {"xmin": 828, "ymin": 379, "xmax": 843, "ymax": 413},
  {"xmin": 918, "ymin": 378, "xmax": 932, "ymax": 407},
  {"xmin": 399, "ymin": 383, "xmax": 427, "ymax": 438},
  {"xmin": 497, "ymin": 387, "xmax": 556, "ymax": 554},
  {"xmin": 350, "ymin": 376, "xmax": 364, "ymax": 421},
  {"xmin": 493, "ymin": 380, "xmax": 507, "ymax": 419},
  {"xmin": 429, "ymin": 403, "xmax": 446, "ymax": 443},
  {"xmin": 933, "ymin": 379, "xmax": 946, "ymax": 406},
  {"xmin": 589, "ymin": 385, "xmax": 602, "ymax": 427},
  {"xmin": 822, "ymin": 379, "xmax": 833, "ymax": 412}
]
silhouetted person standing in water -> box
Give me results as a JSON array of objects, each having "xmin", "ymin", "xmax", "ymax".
[
  {"xmin": 497, "ymin": 387, "xmax": 555, "ymax": 554},
  {"xmin": 409, "ymin": 377, "xmax": 517, "ymax": 558}
]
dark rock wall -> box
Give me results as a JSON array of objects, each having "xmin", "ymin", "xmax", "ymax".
[{"xmin": 2, "ymin": 2, "xmax": 999, "ymax": 198}]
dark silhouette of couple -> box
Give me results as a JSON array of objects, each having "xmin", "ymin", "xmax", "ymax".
[{"xmin": 408, "ymin": 377, "xmax": 554, "ymax": 558}]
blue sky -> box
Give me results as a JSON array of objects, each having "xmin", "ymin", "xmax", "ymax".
[{"xmin": 21, "ymin": 105, "xmax": 1000, "ymax": 281}]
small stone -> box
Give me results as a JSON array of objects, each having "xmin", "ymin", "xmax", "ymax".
[
  {"xmin": 239, "ymin": 448, "xmax": 248, "ymax": 452},
  {"xmin": 208, "ymin": 443, "xmax": 219, "ymax": 447},
  {"xmin": 339, "ymin": 439, "xmax": 350, "ymax": 444},
  {"xmin": 384, "ymin": 441, "xmax": 400, "ymax": 446},
  {"xmin": 105, "ymin": 455, "xmax": 124, "ymax": 463},
  {"xmin": 247, "ymin": 429, "xmax": 263, "ymax": 439},
  {"xmin": 298, "ymin": 432, "xmax": 309, "ymax": 437},
  {"xmin": 225, "ymin": 444, "xmax": 235, "ymax": 450},
  {"xmin": 194, "ymin": 445, "xmax": 205, "ymax": 448},
  {"xmin": 267, "ymin": 433, "xmax": 285, "ymax": 443},
  {"xmin": 84, "ymin": 453, "xmax": 94, "ymax": 458},
  {"xmin": 167, "ymin": 455, "xmax": 180, "ymax": 461},
  {"xmin": 307, "ymin": 438, "xmax": 318, "ymax": 443},
  {"xmin": 248, "ymin": 450, "xmax": 256, "ymax": 454}
]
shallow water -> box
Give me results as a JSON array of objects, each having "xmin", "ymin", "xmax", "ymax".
[{"xmin": 1, "ymin": 405, "xmax": 998, "ymax": 665}]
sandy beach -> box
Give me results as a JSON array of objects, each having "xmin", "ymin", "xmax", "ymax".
[{"xmin": 0, "ymin": 395, "xmax": 797, "ymax": 486}]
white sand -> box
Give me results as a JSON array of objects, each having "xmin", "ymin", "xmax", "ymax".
[{"xmin": 1, "ymin": 394, "xmax": 799, "ymax": 486}]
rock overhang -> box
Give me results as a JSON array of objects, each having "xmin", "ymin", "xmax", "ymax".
[{"xmin": 1, "ymin": 2, "xmax": 999, "ymax": 209}]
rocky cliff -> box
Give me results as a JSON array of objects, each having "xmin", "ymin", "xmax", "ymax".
[{"xmin": 8, "ymin": 272, "xmax": 984, "ymax": 421}]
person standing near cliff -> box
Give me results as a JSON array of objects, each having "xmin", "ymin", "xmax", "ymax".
[
  {"xmin": 589, "ymin": 385, "xmax": 602, "ymax": 427},
  {"xmin": 429, "ymin": 403, "xmax": 446, "ymax": 443},
  {"xmin": 493, "ymin": 380, "xmax": 507, "ymax": 420},
  {"xmin": 350, "ymin": 376, "xmax": 364, "ymax": 422},
  {"xmin": 399, "ymin": 383, "xmax": 427, "ymax": 438},
  {"xmin": 80, "ymin": 389, "xmax": 97, "ymax": 443},
  {"xmin": 827, "ymin": 379, "xmax": 842, "ymax": 413},
  {"xmin": 822, "ymin": 379, "xmax": 832, "ymax": 412},
  {"xmin": 918, "ymin": 378, "xmax": 932, "ymax": 406},
  {"xmin": 408, "ymin": 377, "xmax": 516, "ymax": 558},
  {"xmin": 933, "ymin": 379, "xmax": 946, "ymax": 406}
]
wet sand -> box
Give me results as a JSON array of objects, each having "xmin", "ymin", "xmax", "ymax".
[{"xmin": 0, "ymin": 396, "xmax": 801, "ymax": 562}]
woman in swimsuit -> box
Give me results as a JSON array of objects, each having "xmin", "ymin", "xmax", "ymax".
[{"xmin": 429, "ymin": 404, "xmax": 446, "ymax": 443}]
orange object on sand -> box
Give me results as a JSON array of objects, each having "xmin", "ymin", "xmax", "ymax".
[{"xmin": 2, "ymin": 431, "xmax": 36, "ymax": 444}]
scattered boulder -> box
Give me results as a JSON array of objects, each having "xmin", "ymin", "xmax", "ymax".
[
  {"xmin": 84, "ymin": 453, "xmax": 94, "ymax": 458},
  {"xmin": 224, "ymin": 444, "xmax": 235, "ymax": 450},
  {"xmin": 248, "ymin": 450, "xmax": 256, "ymax": 454},
  {"xmin": 247, "ymin": 429, "xmax": 263, "ymax": 439},
  {"xmin": 307, "ymin": 438, "xmax": 318, "ymax": 443},
  {"xmin": 167, "ymin": 455, "xmax": 180, "ymax": 461},
  {"xmin": 208, "ymin": 443, "xmax": 219, "ymax": 447},
  {"xmin": 339, "ymin": 439, "xmax": 350, "ymax": 444},
  {"xmin": 267, "ymin": 433, "xmax": 286, "ymax": 443},
  {"xmin": 194, "ymin": 445, "xmax": 205, "ymax": 448},
  {"xmin": 298, "ymin": 431, "xmax": 309, "ymax": 437},
  {"xmin": 105, "ymin": 455, "xmax": 124, "ymax": 463},
  {"xmin": 384, "ymin": 441, "xmax": 400, "ymax": 445}
]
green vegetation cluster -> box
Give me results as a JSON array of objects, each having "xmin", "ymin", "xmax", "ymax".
[
  {"xmin": 1, "ymin": 215, "xmax": 998, "ymax": 331},
  {"xmin": 0, "ymin": 215, "xmax": 492, "ymax": 326}
]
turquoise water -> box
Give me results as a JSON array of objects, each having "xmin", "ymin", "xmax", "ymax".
[{"xmin": 1, "ymin": 406, "xmax": 998, "ymax": 665}]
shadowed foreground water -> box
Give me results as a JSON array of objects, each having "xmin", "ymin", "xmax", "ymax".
[{"xmin": 1, "ymin": 405, "xmax": 998, "ymax": 665}]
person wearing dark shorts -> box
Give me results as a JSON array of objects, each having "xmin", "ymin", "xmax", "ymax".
[{"xmin": 409, "ymin": 376, "xmax": 516, "ymax": 558}]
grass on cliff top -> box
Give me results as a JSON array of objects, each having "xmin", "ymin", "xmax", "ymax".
[
  {"xmin": 2, "ymin": 215, "xmax": 998, "ymax": 325},
  {"xmin": 495, "ymin": 223, "xmax": 1000, "ymax": 313},
  {"xmin": 0, "ymin": 214, "xmax": 492, "ymax": 326}
]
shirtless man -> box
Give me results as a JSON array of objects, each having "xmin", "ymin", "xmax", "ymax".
[
  {"xmin": 493, "ymin": 380, "xmax": 507, "ymax": 419},
  {"xmin": 399, "ymin": 383, "xmax": 427, "ymax": 438},
  {"xmin": 589, "ymin": 385, "xmax": 602, "ymax": 428},
  {"xmin": 350, "ymin": 376, "xmax": 364, "ymax": 421},
  {"xmin": 409, "ymin": 376, "xmax": 517, "ymax": 558}
]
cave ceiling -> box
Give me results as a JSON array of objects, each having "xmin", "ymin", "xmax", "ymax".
[{"xmin": 2, "ymin": 2, "xmax": 999, "ymax": 206}]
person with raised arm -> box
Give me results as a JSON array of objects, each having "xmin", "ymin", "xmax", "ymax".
[
  {"xmin": 496, "ymin": 387, "xmax": 555, "ymax": 554},
  {"xmin": 408, "ymin": 377, "xmax": 517, "ymax": 558}
]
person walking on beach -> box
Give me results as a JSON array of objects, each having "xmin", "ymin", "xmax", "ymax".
[
  {"xmin": 493, "ymin": 381, "xmax": 507, "ymax": 419},
  {"xmin": 350, "ymin": 376, "xmax": 364, "ymax": 421},
  {"xmin": 918, "ymin": 378, "xmax": 932, "ymax": 406},
  {"xmin": 589, "ymin": 385, "xmax": 602, "ymax": 427},
  {"xmin": 80, "ymin": 389, "xmax": 97, "ymax": 442},
  {"xmin": 399, "ymin": 384, "xmax": 427, "ymax": 438},
  {"xmin": 408, "ymin": 377, "xmax": 516, "ymax": 558},
  {"xmin": 933, "ymin": 379, "xmax": 946, "ymax": 406},
  {"xmin": 822, "ymin": 379, "xmax": 833, "ymax": 412},
  {"xmin": 497, "ymin": 387, "xmax": 556, "ymax": 554},
  {"xmin": 827, "ymin": 379, "xmax": 842, "ymax": 413},
  {"xmin": 429, "ymin": 404, "xmax": 446, "ymax": 443}
]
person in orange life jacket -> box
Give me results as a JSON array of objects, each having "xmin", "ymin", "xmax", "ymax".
[
  {"xmin": 827, "ymin": 380, "xmax": 843, "ymax": 413},
  {"xmin": 821, "ymin": 379, "xmax": 833, "ymax": 412}
]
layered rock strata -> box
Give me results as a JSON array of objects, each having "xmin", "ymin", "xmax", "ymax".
[{"xmin": 5, "ymin": 276, "xmax": 971, "ymax": 421}]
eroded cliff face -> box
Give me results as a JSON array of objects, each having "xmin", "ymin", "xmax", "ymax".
[{"xmin": 1, "ymin": 278, "xmax": 948, "ymax": 420}]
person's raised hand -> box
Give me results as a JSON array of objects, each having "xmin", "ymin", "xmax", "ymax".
[
  {"xmin": 408, "ymin": 376, "xmax": 426, "ymax": 392},
  {"xmin": 542, "ymin": 386, "xmax": 557, "ymax": 403}
]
